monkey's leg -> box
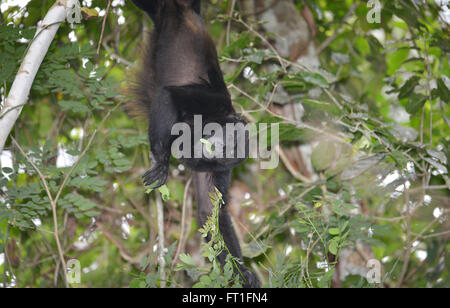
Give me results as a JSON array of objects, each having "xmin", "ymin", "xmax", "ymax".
[
  {"xmin": 194, "ymin": 171, "xmax": 260, "ymax": 288},
  {"xmin": 217, "ymin": 206, "xmax": 260, "ymax": 288},
  {"xmin": 143, "ymin": 89, "xmax": 178, "ymax": 188}
]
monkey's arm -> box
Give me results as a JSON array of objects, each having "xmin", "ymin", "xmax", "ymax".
[
  {"xmin": 165, "ymin": 84, "xmax": 233, "ymax": 116},
  {"xmin": 143, "ymin": 89, "xmax": 178, "ymax": 188}
]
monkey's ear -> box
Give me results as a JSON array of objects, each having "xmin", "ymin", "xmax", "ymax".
[
  {"xmin": 176, "ymin": 0, "xmax": 201, "ymax": 14},
  {"xmin": 130, "ymin": 0, "xmax": 161, "ymax": 20}
]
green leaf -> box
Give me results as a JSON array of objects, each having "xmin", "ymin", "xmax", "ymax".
[
  {"xmin": 387, "ymin": 49, "xmax": 411, "ymax": 76},
  {"xmin": 340, "ymin": 221, "xmax": 350, "ymax": 233},
  {"xmin": 299, "ymin": 72, "xmax": 330, "ymax": 88},
  {"xmin": 242, "ymin": 240, "xmax": 269, "ymax": 258},
  {"xmin": 200, "ymin": 275, "xmax": 211, "ymax": 285},
  {"xmin": 158, "ymin": 185, "xmax": 171, "ymax": 202},
  {"xmin": 318, "ymin": 268, "xmax": 335, "ymax": 288},
  {"xmin": 391, "ymin": 151, "xmax": 408, "ymax": 167},
  {"xmin": 244, "ymin": 50, "xmax": 265, "ymax": 64},
  {"xmin": 81, "ymin": 7, "xmax": 99, "ymax": 19},
  {"xmin": 283, "ymin": 72, "xmax": 330, "ymax": 89},
  {"xmin": 434, "ymin": 78, "xmax": 450, "ymax": 102},
  {"xmin": 312, "ymin": 141, "xmax": 336, "ymax": 171},
  {"xmin": 342, "ymin": 203, "xmax": 358, "ymax": 211},
  {"xmin": 200, "ymin": 138, "xmax": 215, "ymax": 154},
  {"xmin": 328, "ymin": 239, "xmax": 339, "ymax": 255},
  {"xmin": 405, "ymin": 94, "xmax": 427, "ymax": 115},
  {"xmin": 179, "ymin": 253, "xmax": 196, "ymax": 267},
  {"xmin": 0, "ymin": 53, "xmax": 15, "ymax": 81},
  {"xmin": 84, "ymin": 210, "xmax": 100, "ymax": 217},
  {"xmin": 129, "ymin": 278, "xmax": 143, "ymax": 288},
  {"xmin": 58, "ymin": 100, "xmax": 90, "ymax": 113},
  {"xmin": 328, "ymin": 228, "xmax": 340, "ymax": 235},
  {"xmin": 140, "ymin": 256, "xmax": 149, "ymax": 270},
  {"xmin": 398, "ymin": 76, "xmax": 420, "ymax": 100},
  {"xmin": 193, "ymin": 282, "xmax": 204, "ymax": 288}
]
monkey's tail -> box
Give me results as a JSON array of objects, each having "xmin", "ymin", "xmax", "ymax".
[
  {"xmin": 193, "ymin": 171, "xmax": 231, "ymax": 227},
  {"xmin": 193, "ymin": 171, "xmax": 243, "ymax": 267},
  {"xmin": 193, "ymin": 171, "xmax": 260, "ymax": 288}
]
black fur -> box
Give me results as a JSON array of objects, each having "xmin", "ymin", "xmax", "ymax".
[{"xmin": 130, "ymin": 0, "xmax": 259, "ymax": 287}]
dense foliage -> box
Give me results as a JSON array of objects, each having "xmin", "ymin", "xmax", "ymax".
[{"xmin": 0, "ymin": 0, "xmax": 448, "ymax": 288}]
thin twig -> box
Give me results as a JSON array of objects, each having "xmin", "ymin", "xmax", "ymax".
[
  {"xmin": 8, "ymin": 103, "xmax": 119, "ymax": 287},
  {"xmin": 420, "ymin": 230, "xmax": 450, "ymax": 240},
  {"xmin": 0, "ymin": 104, "xmax": 27, "ymax": 119},
  {"xmin": 54, "ymin": 129, "xmax": 97, "ymax": 205},
  {"xmin": 420, "ymin": 105, "xmax": 425, "ymax": 144},
  {"xmin": 102, "ymin": 41, "xmax": 133, "ymax": 66},
  {"xmin": 226, "ymin": 0, "xmax": 237, "ymax": 46},
  {"xmin": 255, "ymin": 185, "xmax": 316, "ymax": 239},
  {"xmin": 96, "ymin": 221, "xmax": 151, "ymax": 266},
  {"xmin": 409, "ymin": 185, "xmax": 449, "ymax": 193},
  {"xmin": 235, "ymin": 16, "xmax": 287, "ymax": 72},
  {"xmin": 3, "ymin": 225, "xmax": 14, "ymax": 285},
  {"xmin": 171, "ymin": 177, "xmax": 192, "ymax": 270},
  {"xmin": 316, "ymin": 3, "xmax": 358, "ymax": 55},
  {"xmin": 155, "ymin": 193, "xmax": 166, "ymax": 287},
  {"xmin": 303, "ymin": 236, "xmax": 320, "ymax": 288},
  {"xmin": 115, "ymin": 176, "xmax": 154, "ymax": 223},
  {"xmin": 397, "ymin": 187, "xmax": 412, "ymax": 287},
  {"xmin": 276, "ymin": 145, "xmax": 311, "ymax": 183},
  {"xmin": 230, "ymin": 83, "xmax": 350, "ymax": 145},
  {"xmin": 423, "ymin": 35, "xmax": 434, "ymax": 147},
  {"xmin": 11, "ymin": 136, "xmax": 69, "ymax": 288},
  {"xmin": 411, "ymin": 209, "xmax": 449, "ymax": 244},
  {"xmin": 54, "ymin": 103, "xmax": 119, "ymax": 205},
  {"xmin": 97, "ymin": 0, "xmax": 112, "ymax": 55}
]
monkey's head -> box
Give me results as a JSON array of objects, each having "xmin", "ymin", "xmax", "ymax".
[{"xmin": 131, "ymin": 0, "xmax": 201, "ymax": 23}]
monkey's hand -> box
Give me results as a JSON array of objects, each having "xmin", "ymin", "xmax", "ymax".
[{"xmin": 142, "ymin": 160, "xmax": 169, "ymax": 189}]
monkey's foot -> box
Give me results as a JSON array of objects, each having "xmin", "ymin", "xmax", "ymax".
[
  {"xmin": 241, "ymin": 268, "xmax": 260, "ymax": 288},
  {"xmin": 142, "ymin": 163, "xmax": 168, "ymax": 188}
]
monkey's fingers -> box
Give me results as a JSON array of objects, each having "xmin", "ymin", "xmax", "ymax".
[{"xmin": 142, "ymin": 164, "xmax": 168, "ymax": 188}]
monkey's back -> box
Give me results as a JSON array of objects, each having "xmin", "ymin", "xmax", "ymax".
[
  {"xmin": 130, "ymin": 9, "xmax": 227, "ymax": 116},
  {"xmin": 153, "ymin": 12, "xmax": 222, "ymax": 89}
]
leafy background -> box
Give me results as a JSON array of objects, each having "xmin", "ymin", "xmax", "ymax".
[{"xmin": 0, "ymin": 0, "xmax": 448, "ymax": 288}]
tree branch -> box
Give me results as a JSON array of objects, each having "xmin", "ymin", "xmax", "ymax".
[{"xmin": 0, "ymin": 0, "xmax": 76, "ymax": 153}]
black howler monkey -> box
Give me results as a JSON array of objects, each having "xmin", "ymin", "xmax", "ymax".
[{"xmin": 130, "ymin": 0, "xmax": 260, "ymax": 288}]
